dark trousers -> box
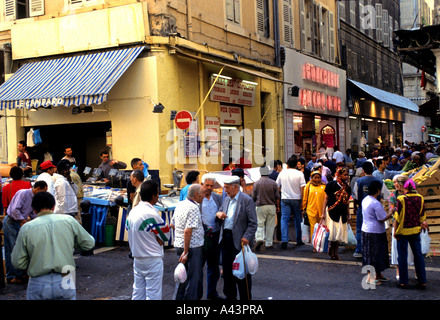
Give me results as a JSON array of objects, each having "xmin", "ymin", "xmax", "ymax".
[
  {"xmin": 175, "ymin": 246, "xmax": 204, "ymax": 300},
  {"xmin": 220, "ymin": 230, "xmax": 252, "ymax": 300},
  {"xmin": 397, "ymin": 233, "xmax": 426, "ymax": 285},
  {"xmin": 203, "ymin": 231, "xmax": 221, "ymax": 299}
]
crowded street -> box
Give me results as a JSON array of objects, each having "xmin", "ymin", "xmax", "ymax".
[{"xmin": 1, "ymin": 0, "xmax": 440, "ymax": 311}]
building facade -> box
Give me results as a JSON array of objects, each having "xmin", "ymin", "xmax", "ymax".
[
  {"xmin": 0, "ymin": 0, "xmax": 286, "ymax": 185},
  {"xmin": 282, "ymin": 0, "xmax": 347, "ymax": 161},
  {"xmin": 338, "ymin": 0, "xmax": 426, "ymax": 152}
]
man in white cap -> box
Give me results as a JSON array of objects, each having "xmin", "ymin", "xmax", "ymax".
[{"xmin": 216, "ymin": 175, "xmax": 257, "ymax": 300}]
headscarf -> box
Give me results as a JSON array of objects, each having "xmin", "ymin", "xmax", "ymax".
[
  {"xmin": 328, "ymin": 167, "xmax": 350, "ymax": 211},
  {"xmin": 310, "ymin": 171, "xmax": 323, "ymax": 186},
  {"xmin": 403, "ymin": 178, "xmax": 417, "ymax": 192}
]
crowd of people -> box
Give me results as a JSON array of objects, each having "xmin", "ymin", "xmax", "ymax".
[{"xmin": 0, "ymin": 139, "xmax": 436, "ymax": 300}]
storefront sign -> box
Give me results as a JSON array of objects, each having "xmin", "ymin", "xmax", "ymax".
[
  {"xmin": 220, "ymin": 105, "xmax": 242, "ymax": 125},
  {"xmin": 204, "ymin": 116, "xmax": 220, "ymax": 156},
  {"xmin": 303, "ymin": 63, "xmax": 340, "ymax": 89},
  {"xmin": 209, "ymin": 75, "xmax": 256, "ymax": 107},
  {"xmin": 17, "ymin": 97, "xmax": 66, "ymax": 108},
  {"xmin": 298, "ymin": 89, "xmax": 341, "ymax": 112}
]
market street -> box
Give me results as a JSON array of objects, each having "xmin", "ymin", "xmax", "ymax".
[{"xmin": 1, "ymin": 239, "xmax": 439, "ymax": 301}]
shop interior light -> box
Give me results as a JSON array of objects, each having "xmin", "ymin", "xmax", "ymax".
[
  {"xmin": 213, "ymin": 73, "xmax": 232, "ymax": 80},
  {"xmin": 242, "ymin": 80, "xmax": 258, "ymax": 86},
  {"xmin": 349, "ymin": 116, "xmax": 358, "ymax": 119}
]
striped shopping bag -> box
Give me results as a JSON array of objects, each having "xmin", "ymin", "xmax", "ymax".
[{"xmin": 312, "ymin": 223, "xmax": 329, "ymax": 253}]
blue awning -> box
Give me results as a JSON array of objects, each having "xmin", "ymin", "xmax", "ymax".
[
  {"xmin": 348, "ymin": 79, "xmax": 419, "ymax": 112},
  {"xmin": 0, "ymin": 46, "xmax": 144, "ymax": 110}
]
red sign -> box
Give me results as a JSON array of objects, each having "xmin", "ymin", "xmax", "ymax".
[
  {"xmin": 422, "ymin": 126, "xmax": 426, "ymax": 132},
  {"xmin": 175, "ymin": 111, "xmax": 193, "ymax": 130},
  {"xmin": 302, "ymin": 63, "xmax": 340, "ymax": 89}
]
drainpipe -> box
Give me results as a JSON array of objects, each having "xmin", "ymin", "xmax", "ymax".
[
  {"xmin": 273, "ymin": 0, "xmax": 280, "ymax": 68},
  {"xmin": 187, "ymin": 0, "xmax": 193, "ymax": 41}
]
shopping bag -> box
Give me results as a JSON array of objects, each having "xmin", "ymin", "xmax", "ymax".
[
  {"xmin": 301, "ymin": 220, "xmax": 310, "ymax": 243},
  {"xmin": 33, "ymin": 129, "xmax": 42, "ymax": 145},
  {"xmin": 174, "ymin": 262, "xmax": 187, "ymax": 283},
  {"xmin": 232, "ymin": 249, "xmax": 246, "ymax": 280},
  {"xmin": 311, "ymin": 223, "xmax": 329, "ymax": 253},
  {"xmin": 243, "ymin": 245, "xmax": 258, "ymax": 275},
  {"xmin": 346, "ymin": 224, "xmax": 357, "ymax": 246},
  {"xmin": 421, "ymin": 229, "xmax": 431, "ymax": 255}
]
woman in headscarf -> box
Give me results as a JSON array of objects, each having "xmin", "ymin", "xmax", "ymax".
[
  {"xmin": 393, "ymin": 178, "xmax": 428, "ymax": 289},
  {"xmin": 301, "ymin": 171, "xmax": 326, "ymax": 248},
  {"xmin": 321, "ymin": 167, "xmax": 351, "ymax": 260}
]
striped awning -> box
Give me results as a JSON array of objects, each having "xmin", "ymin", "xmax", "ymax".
[{"xmin": 0, "ymin": 46, "xmax": 144, "ymax": 110}]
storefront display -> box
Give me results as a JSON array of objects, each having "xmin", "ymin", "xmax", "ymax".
[{"xmin": 283, "ymin": 49, "xmax": 347, "ymax": 160}]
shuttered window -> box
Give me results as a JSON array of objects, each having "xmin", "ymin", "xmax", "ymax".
[
  {"xmin": 375, "ymin": 3, "xmax": 383, "ymax": 43},
  {"xmin": 256, "ymin": 0, "xmax": 270, "ymax": 37},
  {"xmin": 383, "ymin": 9, "xmax": 389, "ymax": 47},
  {"xmin": 283, "ymin": 0, "xmax": 294, "ymax": 48},
  {"xmin": 225, "ymin": 0, "xmax": 241, "ymax": 24},
  {"xmin": 4, "ymin": 0, "xmax": 44, "ymax": 20}
]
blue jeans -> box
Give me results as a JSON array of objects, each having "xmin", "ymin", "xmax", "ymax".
[
  {"xmin": 396, "ymin": 233, "xmax": 426, "ymax": 285},
  {"xmin": 2, "ymin": 215, "xmax": 25, "ymax": 280},
  {"xmin": 280, "ymin": 199, "xmax": 302, "ymax": 243},
  {"xmin": 27, "ymin": 273, "xmax": 76, "ymax": 300},
  {"xmin": 355, "ymin": 207, "xmax": 363, "ymax": 253}
]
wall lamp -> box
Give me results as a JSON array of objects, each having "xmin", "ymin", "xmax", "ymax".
[
  {"xmin": 147, "ymin": 96, "xmax": 164, "ymax": 113},
  {"xmin": 288, "ymin": 86, "xmax": 300, "ymax": 97},
  {"xmin": 72, "ymin": 106, "xmax": 108, "ymax": 115}
]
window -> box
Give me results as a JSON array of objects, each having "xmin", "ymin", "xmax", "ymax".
[
  {"xmin": 67, "ymin": 0, "xmax": 103, "ymax": 7},
  {"xmin": 349, "ymin": 0, "xmax": 356, "ymax": 27},
  {"xmin": 225, "ymin": 0, "xmax": 241, "ymax": 25},
  {"xmin": 338, "ymin": 0, "xmax": 345, "ymax": 21},
  {"xmin": 299, "ymin": 0, "xmax": 335, "ymax": 62},
  {"xmin": 359, "ymin": 0, "xmax": 364, "ymax": 33},
  {"xmin": 375, "ymin": 3, "xmax": 383, "ymax": 43},
  {"xmin": 5, "ymin": 0, "xmax": 44, "ymax": 20},
  {"xmin": 282, "ymin": 0, "xmax": 293, "ymax": 47},
  {"xmin": 383, "ymin": 9, "xmax": 389, "ymax": 47},
  {"xmin": 256, "ymin": 0, "xmax": 270, "ymax": 38}
]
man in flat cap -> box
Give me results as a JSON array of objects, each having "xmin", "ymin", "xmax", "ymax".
[{"xmin": 216, "ymin": 175, "xmax": 257, "ymax": 300}]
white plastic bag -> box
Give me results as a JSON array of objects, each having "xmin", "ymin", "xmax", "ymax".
[
  {"xmin": 346, "ymin": 224, "xmax": 357, "ymax": 246},
  {"xmin": 174, "ymin": 262, "xmax": 187, "ymax": 283},
  {"xmin": 301, "ymin": 220, "xmax": 310, "ymax": 243},
  {"xmin": 232, "ymin": 250, "xmax": 246, "ymax": 279},
  {"xmin": 421, "ymin": 229, "xmax": 431, "ymax": 255},
  {"xmin": 244, "ymin": 245, "xmax": 258, "ymax": 275}
]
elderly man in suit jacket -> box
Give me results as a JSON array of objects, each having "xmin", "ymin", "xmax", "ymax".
[
  {"xmin": 201, "ymin": 174, "xmax": 224, "ymax": 300},
  {"xmin": 216, "ymin": 175, "xmax": 258, "ymax": 300}
]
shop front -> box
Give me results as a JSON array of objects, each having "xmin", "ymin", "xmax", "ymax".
[
  {"xmin": 283, "ymin": 49, "xmax": 347, "ymax": 161},
  {"xmin": 347, "ymin": 79, "xmax": 422, "ymax": 152}
]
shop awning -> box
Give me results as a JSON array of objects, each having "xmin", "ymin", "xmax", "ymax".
[
  {"xmin": 0, "ymin": 46, "xmax": 145, "ymax": 110},
  {"xmin": 348, "ymin": 79, "xmax": 419, "ymax": 112}
]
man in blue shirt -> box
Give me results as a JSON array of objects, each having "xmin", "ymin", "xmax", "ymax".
[
  {"xmin": 179, "ymin": 170, "xmax": 200, "ymax": 201},
  {"xmin": 387, "ymin": 155, "xmax": 403, "ymax": 171}
]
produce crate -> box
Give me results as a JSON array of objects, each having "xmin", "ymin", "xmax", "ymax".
[{"xmin": 423, "ymin": 195, "xmax": 440, "ymax": 256}]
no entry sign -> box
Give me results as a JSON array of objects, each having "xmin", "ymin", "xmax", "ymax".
[{"xmin": 175, "ymin": 110, "xmax": 193, "ymax": 130}]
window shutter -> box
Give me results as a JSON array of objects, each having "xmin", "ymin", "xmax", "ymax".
[
  {"xmin": 226, "ymin": 0, "xmax": 234, "ymax": 22},
  {"xmin": 338, "ymin": 1, "xmax": 345, "ymax": 21},
  {"xmin": 375, "ymin": 3, "xmax": 382, "ymax": 43},
  {"xmin": 312, "ymin": 0, "xmax": 318, "ymax": 54},
  {"xmin": 29, "ymin": 0, "xmax": 44, "ymax": 17},
  {"xmin": 256, "ymin": 0, "xmax": 264, "ymax": 34},
  {"xmin": 319, "ymin": 4, "xmax": 324, "ymax": 59},
  {"xmin": 329, "ymin": 11, "xmax": 335, "ymax": 63},
  {"xmin": 233, "ymin": 0, "xmax": 240, "ymax": 24},
  {"xmin": 359, "ymin": 0, "xmax": 365, "ymax": 33},
  {"xmin": 299, "ymin": 0, "xmax": 306, "ymax": 50},
  {"xmin": 389, "ymin": 15, "xmax": 393, "ymax": 49},
  {"xmin": 349, "ymin": 0, "xmax": 356, "ymax": 27},
  {"xmin": 5, "ymin": 0, "xmax": 16, "ymax": 21},
  {"xmin": 383, "ymin": 9, "xmax": 389, "ymax": 47},
  {"xmin": 282, "ymin": 0, "xmax": 293, "ymax": 47}
]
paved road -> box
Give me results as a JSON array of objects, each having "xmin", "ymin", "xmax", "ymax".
[{"xmin": 1, "ymin": 240, "xmax": 439, "ymax": 301}]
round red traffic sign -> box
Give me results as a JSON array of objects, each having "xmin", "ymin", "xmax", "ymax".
[
  {"xmin": 422, "ymin": 126, "xmax": 426, "ymax": 132},
  {"xmin": 175, "ymin": 110, "xmax": 193, "ymax": 130}
]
